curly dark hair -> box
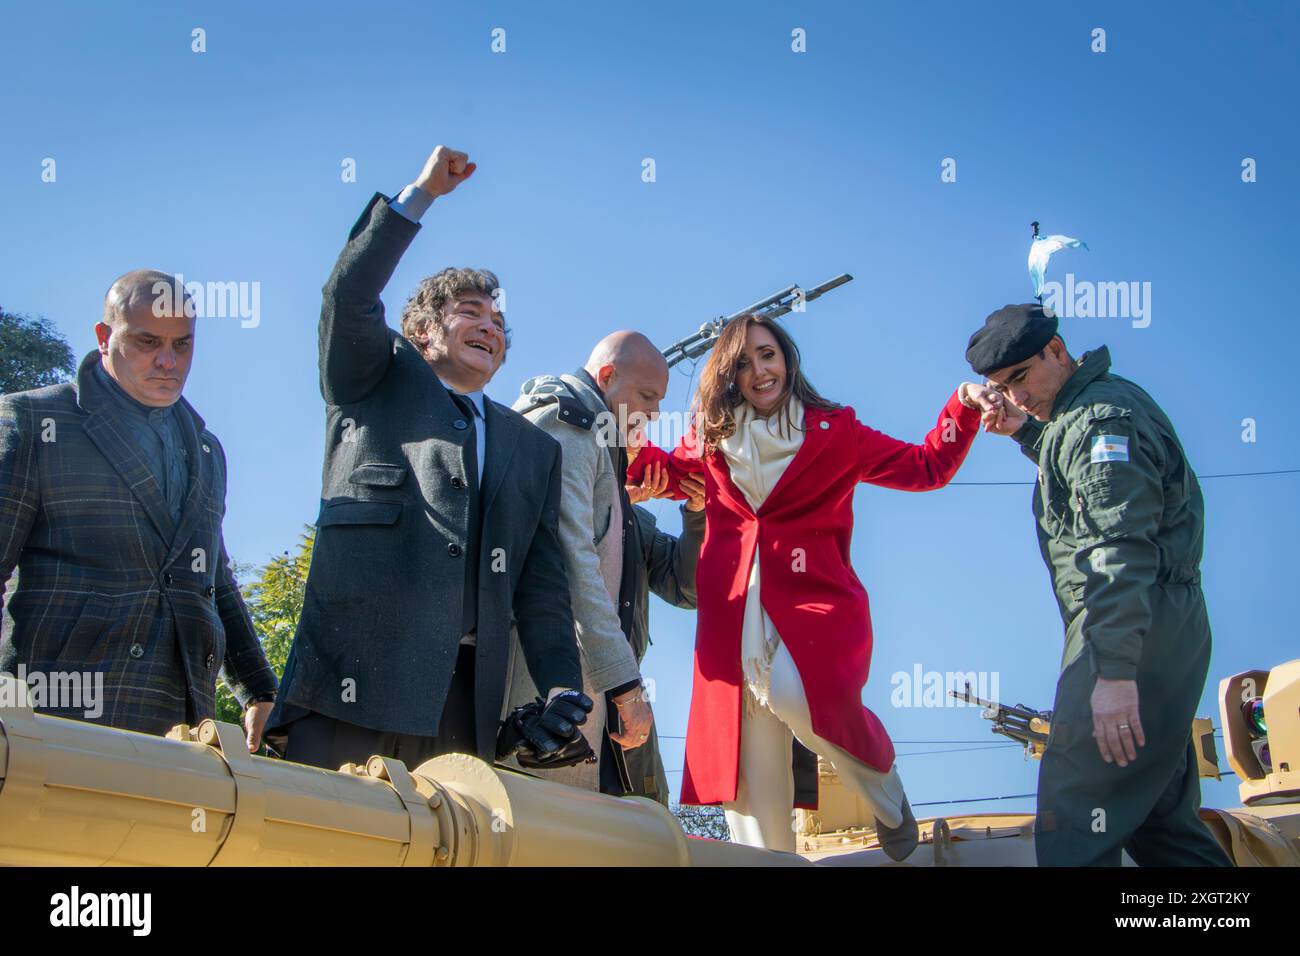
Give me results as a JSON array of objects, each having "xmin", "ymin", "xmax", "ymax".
[{"xmin": 399, "ymin": 267, "xmax": 512, "ymax": 355}]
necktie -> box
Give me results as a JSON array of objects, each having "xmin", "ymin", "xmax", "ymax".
[
  {"xmin": 449, "ymin": 391, "xmax": 476, "ymax": 424},
  {"xmin": 449, "ymin": 391, "xmax": 481, "ymax": 485},
  {"xmin": 448, "ymin": 389, "xmax": 480, "ymax": 639}
]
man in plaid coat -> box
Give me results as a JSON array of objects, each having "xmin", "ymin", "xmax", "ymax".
[{"xmin": 0, "ymin": 270, "xmax": 277, "ymax": 749}]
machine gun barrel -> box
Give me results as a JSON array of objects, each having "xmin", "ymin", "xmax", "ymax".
[
  {"xmin": 749, "ymin": 273, "xmax": 854, "ymax": 322},
  {"xmin": 950, "ymin": 683, "xmax": 1052, "ymax": 758},
  {"xmin": 724, "ymin": 284, "xmax": 800, "ymax": 323},
  {"xmin": 663, "ymin": 273, "xmax": 853, "ymax": 368}
]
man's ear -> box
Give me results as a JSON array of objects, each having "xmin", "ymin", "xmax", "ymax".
[
  {"xmin": 597, "ymin": 364, "xmax": 616, "ymax": 390},
  {"xmin": 412, "ymin": 322, "xmax": 433, "ymax": 355},
  {"xmin": 94, "ymin": 321, "xmax": 112, "ymax": 352}
]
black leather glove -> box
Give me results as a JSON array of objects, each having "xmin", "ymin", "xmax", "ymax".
[{"xmin": 496, "ymin": 689, "xmax": 596, "ymax": 770}]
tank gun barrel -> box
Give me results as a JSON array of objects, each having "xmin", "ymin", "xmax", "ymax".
[{"xmin": 0, "ymin": 676, "xmax": 809, "ymax": 867}]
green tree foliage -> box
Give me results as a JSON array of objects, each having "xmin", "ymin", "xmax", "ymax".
[
  {"xmin": 671, "ymin": 803, "xmax": 730, "ymax": 839},
  {"xmin": 0, "ymin": 308, "xmax": 76, "ymax": 394},
  {"xmin": 215, "ymin": 528, "xmax": 313, "ymax": 724}
]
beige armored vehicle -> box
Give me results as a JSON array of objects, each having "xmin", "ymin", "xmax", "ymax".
[
  {"xmin": 0, "ymin": 659, "xmax": 1296, "ymax": 866},
  {"xmin": 794, "ymin": 661, "xmax": 1299, "ymax": 867}
]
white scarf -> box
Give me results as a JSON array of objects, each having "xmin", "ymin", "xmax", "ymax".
[{"xmin": 719, "ymin": 397, "xmax": 805, "ymax": 712}]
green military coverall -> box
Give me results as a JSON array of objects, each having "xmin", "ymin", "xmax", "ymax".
[{"xmin": 1011, "ymin": 346, "xmax": 1231, "ymax": 866}]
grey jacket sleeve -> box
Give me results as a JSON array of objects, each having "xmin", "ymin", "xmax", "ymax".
[
  {"xmin": 206, "ymin": 436, "xmax": 277, "ymax": 707},
  {"xmin": 511, "ymin": 443, "xmax": 583, "ymax": 695},
  {"xmin": 318, "ymin": 193, "xmax": 422, "ymax": 406},
  {"xmin": 644, "ymin": 505, "xmax": 704, "ymax": 610},
  {"xmin": 531, "ymin": 410, "xmax": 641, "ymax": 694},
  {"xmin": 215, "ymin": 535, "xmax": 278, "ymax": 706}
]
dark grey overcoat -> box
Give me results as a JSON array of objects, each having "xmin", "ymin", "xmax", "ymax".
[{"xmin": 268, "ymin": 193, "xmax": 581, "ymax": 759}]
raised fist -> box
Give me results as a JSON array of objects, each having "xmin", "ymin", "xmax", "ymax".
[{"xmin": 414, "ymin": 145, "xmax": 476, "ymax": 200}]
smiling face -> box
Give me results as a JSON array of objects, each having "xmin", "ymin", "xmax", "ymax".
[
  {"xmin": 426, "ymin": 292, "xmax": 507, "ymax": 391},
  {"xmin": 735, "ymin": 322, "xmax": 788, "ymax": 415},
  {"xmin": 984, "ymin": 337, "xmax": 1076, "ymax": 421},
  {"xmin": 96, "ymin": 290, "xmax": 195, "ymax": 407}
]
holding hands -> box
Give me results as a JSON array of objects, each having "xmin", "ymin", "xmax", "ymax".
[
  {"xmin": 959, "ymin": 382, "xmax": 1027, "ymax": 436},
  {"xmin": 625, "ymin": 425, "xmax": 703, "ymax": 509},
  {"xmin": 627, "ymin": 459, "xmax": 669, "ymax": 504}
]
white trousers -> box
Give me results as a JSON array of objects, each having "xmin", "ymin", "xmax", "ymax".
[{"xmin": 722, "ymin": 638, "xmax": 908, "ymax": 852}]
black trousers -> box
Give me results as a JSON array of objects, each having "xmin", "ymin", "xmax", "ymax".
[{"xmin": 282, "ymin": 644, "xmax": 477, "ymax": 772}]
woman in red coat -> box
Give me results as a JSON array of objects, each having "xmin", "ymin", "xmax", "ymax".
[{"xmin": 627, "ymin": 314, "xmax": 992, "ymax": 858}]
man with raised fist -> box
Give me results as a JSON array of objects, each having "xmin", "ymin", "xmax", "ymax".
[{"xmin": 266, "ymin": 145, "xmax": 589, "ymax": 771}]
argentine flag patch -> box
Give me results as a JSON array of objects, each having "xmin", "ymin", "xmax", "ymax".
[{"xmin": 1091, "ymin": 435, "xmax": 1129, "ymax": 463}]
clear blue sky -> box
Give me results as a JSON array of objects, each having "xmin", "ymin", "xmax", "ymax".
[{"xmin": 2, "ymin": 1, "xmax": 1296, "ymax": 818}]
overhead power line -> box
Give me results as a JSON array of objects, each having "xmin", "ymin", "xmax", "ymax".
[
  {"xmin": 896, "ymin": 744, "xmax": 1021, "ymax": 757},
  {"xmin": 660, "ymin": 731, "xmax": 1226, "ymax": 744},
  {"xmin": 1197, "ymin": 468, "xmax": 1300, "ymax": 479},
  {"xmin": 660, "ymin": 738, "xmax": 1034, "ymax": 749},
  {"xmin": 912, "ymin": 792, "xmax": 1036, "ymax": 807},
  {"xmin": 951, "ymin": 467, "xmax": 1300, "ymax": 487}
]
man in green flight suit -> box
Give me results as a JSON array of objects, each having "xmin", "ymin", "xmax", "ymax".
[{"xmin": 964, "ymin": 303, "xmax": 1232, "ymax": 867}]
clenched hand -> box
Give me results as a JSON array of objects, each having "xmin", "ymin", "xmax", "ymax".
[{"xmin": 414, "ymin": 145, "xmax": 476, "ymax": 200}]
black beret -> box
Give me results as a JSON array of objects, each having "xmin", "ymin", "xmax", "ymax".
[{"xmin": 966, "ymin": 304, "xmax": 1059, "ymax": 376}]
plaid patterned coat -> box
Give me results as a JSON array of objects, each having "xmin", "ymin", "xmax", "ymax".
[{"xmin": 0, "ymin": 351, "xmax": 277, "ymax": 735}]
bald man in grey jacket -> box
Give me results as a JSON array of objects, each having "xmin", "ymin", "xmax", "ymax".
[{"xmin": 507, "ymin": 332, "xmax": 670, "ymax": 792}]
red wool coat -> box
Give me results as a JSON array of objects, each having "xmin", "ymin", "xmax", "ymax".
[{"xmin": 627, "ymin": 392, "xmax": 980, "ymax": 805}]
